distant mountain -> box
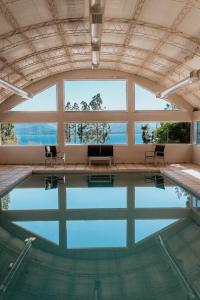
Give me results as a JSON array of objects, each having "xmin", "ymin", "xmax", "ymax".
[{"xmin": 14, "ymin": 124, "xmax": 56, "ymax": 135}]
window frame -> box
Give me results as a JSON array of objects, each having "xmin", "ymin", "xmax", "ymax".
[
  {"xmin": 10, "ymin": 84, "xmax": 58, "ymax": 112},
  {"xmin": 64, "ymin": 121, "xmax": 128, "ymax": 146},
  {"xmin": 134, "ymin": 83, "xmax": 179, "ymax": 112},
  {"xmin": 0, "ymin": 122, "xmax": 58, "ymax": 147},
  {"xmin": 63, "ymin": 79, "xmax": 128, "ymax": 112},
  {"xmin": 134, "ymin": 121, "xmax": 191, "ymax": 145}
]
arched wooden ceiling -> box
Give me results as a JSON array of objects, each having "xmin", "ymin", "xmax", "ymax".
[{"xmin": 0, "ymin": 0, "xmax": 200, "ymax": 108}]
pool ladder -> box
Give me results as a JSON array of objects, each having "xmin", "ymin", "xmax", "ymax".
[{"xmin": 0, "ymin": 237, "xmax": 36, "ymax": 299}]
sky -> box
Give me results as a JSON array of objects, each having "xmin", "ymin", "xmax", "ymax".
[
  {"xmin": 64, "ymin": 80, "xmax": 127, "ymax": 110},
  {"xmin": 12, "ymin": 85, "xmax": 57, "ymax": 111},
  {"xmin": 135, "ymin": 84, "xmax": 174, "ymax": 110},
  {"xmin": 11, "ymin": 81, "xmax": 175, "ymax": 111}
]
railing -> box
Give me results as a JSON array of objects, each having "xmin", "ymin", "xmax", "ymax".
[
  {"xmin": 0, "ymin": 237, "xmax": 36, "ymax": 299},
  {"xmin": 158, "ymin": 235, "xmax": 200, "ymax": 300}
]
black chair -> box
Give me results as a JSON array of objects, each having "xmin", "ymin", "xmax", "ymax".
[
  {"xmin": 88, "ymin": 175, "xmax": 114, "ymax": 187},
  {"xmin": 88, "ymin": 145, "xmax": 101, "ymax": 157},
  {"xmin": 45, "ymin": 175, "xmax": 65, "ymax": 189},
  {"xmin": 101, "ymin": 145, "xmax": 113, "ymax": 157},
  {"xmin": 144, "ymin": 174, "xmax": 165, "ymax": 189},
  {"xmin": 145, "ymin": 144, "xmax": 165, "ymax": 164},
  {"xmin": 45, "ymin": 145, "xmax": 65, "ymax": 166}
]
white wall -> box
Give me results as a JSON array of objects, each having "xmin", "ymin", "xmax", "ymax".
[{"xmin": 0, "ymin": 69, "xmax": 193, "ymax": 165}]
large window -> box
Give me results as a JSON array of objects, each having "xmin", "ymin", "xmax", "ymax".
[
  {"xmin": 193, "ymin": 121, "xmax": 200, "ymax": 144},
  {"xmin": 11, "ymin": 85, "xmax": 57, "ymax": 111},
  {"xmin": 135, "ymin": 122, "xmax": 190, "ymax": 144},
  {"xmin": 135, "ymin": 84, "xmax": 178, "ymax": 111},
  {"xmin": 0, "ymin": 123, "xmax": 57, "ymax": 145},
  {"xmin": 64, "ymin": 80, "xmax": 127, "ymax": 111},
  {"xmin": 65, "ymin": 122, "xmax": 127, "ymax": 145}
]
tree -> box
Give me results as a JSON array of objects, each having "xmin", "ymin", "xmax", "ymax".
[
  {"xmin": 65, "ymin": 94, "xmax": 111, "ymax": 144},
  {"xmin": 141, "ymin": 124, "xmax": 152, "ymax": 144},
  {"xmin": 1, "ymin": 194, "xmax": 10, "ymax": 210},
  {"xmin": 1, "ymin": 123, "xmax": 17, "ymax": 144},
  {"xmin": 164, "ymin": 103, "xmax": 177, "ymax": 110},
  {"xmin": 141, "ymin": 122, "xmax": 190, "ymax": 144},
  {"xmin": 154, "ymin": 122, "xmax": 190, "ymax": 144}
]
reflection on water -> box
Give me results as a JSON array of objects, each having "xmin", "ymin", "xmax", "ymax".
[
  {"xmin": 14, "ymin": 221, "xmax": 59, "ymax": 244},
  {"xmin": 1, "ymin": 188, "xmax": 58, "ymax": 210},
  {"xmin": 0, "ymin": 172, "xmax": 198, "ymax": 248},
  {"xmin": 0, "ymin": 173, "xmax": 200, "ymax": 300},
  {"xmin": 67, "ymin": 187, "xmax": 127, "ymax": 209},
  {"xmin": 135, "ymin": 219, "xmax": 178, "ymax": 243},
  {"xmin": 67, "ymin": 220, "xmax": 127, "ymax": 248}
]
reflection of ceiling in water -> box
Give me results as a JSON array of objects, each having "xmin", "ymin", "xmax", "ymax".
[
  {"xmin": 0, "ymin": 173, "xmax": 200, "ymax": 299},
  {"xmin": 0, "ymin": 217, "xmax": 200, "ymax": 300}
]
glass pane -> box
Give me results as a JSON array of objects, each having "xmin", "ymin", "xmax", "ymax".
[
  {"xmin": 64, "ymin": 80, "xmax": 126, "ymax": 111},
  {"xmin": 135, "ymin": 84, "xmax": 178, "ymax": 111},
  {"xmin": 67, "ymin": 220, "xmax": 127, "ymax": 248},
  {"xmin": 1, "ymin": 188, "xmax": 58, "ymax": 210},
  {"xmin": 11, "ymin": 85, "xmax": 57, "ymax": 111},
  {"xmin": 14, "ymin": 221, "xmax": 59, "ymax": 244},
  {"xmin": 135, "ymin": 219, "xmax": 178, "ymax": 243},
  {"xmin": 197, "ymin": 122, "xmax": 200, "ymax": 144},
  {"xmin": 193, "ymin": 122, "xmax": 197, "ymax": 144},
  {"xmin": 67, "ymin": 187, "xmax": 127, "ymax": 208},
  {"xmin": 0, "ymin": 123, "xmax": 57, "ymax": 145},
  {"xmin": 135, "ymin": 122, "xmax": 190, "ymax": 144},
  {"xmin": 135, "ymin": 186, "xmax": 190, "ymax": 208},
  {"xmin": 65, "ymin": 122, "xmax": 127, "ymax": 144}
]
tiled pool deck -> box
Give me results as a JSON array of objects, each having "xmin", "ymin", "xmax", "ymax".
[{"xmin": 0, "ymin": 163, "xmax": 200, "ymax": 197}]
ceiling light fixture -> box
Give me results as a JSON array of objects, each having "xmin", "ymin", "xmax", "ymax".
[
  {"xmin": 90, "ymin": 0, "xmax": 103, "ymax": 8},
  {"xmin": 0, "ymin": 79, "xmax": 31, "ymax": 99},
  {"xmin": 156, "ymin": 70, "xmax": 200, "ymax": 99},
  {"xmin": 92, "ymin": 45, "xmax": 100, "ymax": 66},
  {"xmin": 91, "ymin": 13, "xmax": 102, "ymax": 44}
]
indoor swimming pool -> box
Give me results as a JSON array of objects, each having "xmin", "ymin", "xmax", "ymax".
[{"xmin": 0, "ymin": 172, "xmax": 200, "ymax": 300}]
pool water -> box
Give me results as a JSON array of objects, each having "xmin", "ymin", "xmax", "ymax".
[{"xmin": 0, "ymin": 172, "xmax": 200, "ymax": 300}]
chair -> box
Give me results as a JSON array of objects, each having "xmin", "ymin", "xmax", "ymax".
[
  {"xmin": 45, "ymin": 175, "xmax": 65, "ymax": 189},
  {"xmin": 87, "ymin": 145, "xmax": 114, "ymax": 166},
  {"xmin": 144, "ymin": 174, "xmax": 165, "ymax": 189},
  {"xmin": 145, "ymin": 144, "xmax": 165, "ymax": 164},
  {"xmin": 45, "ymin": 146, "xmax": 65, "ymax": 166}
]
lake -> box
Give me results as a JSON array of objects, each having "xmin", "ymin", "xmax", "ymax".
[{"xmin": 11, "ymin": 123, "xmax": 153, "ymax": 145}]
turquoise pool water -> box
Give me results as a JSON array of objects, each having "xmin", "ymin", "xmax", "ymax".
[{"xmin": 0, "ymin": 173, "xmax": 200, "ymax": 300}]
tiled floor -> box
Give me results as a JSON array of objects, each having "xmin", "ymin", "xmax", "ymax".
[{"xmin": 0, "ymin": 163, "xmax": 200, "ymax": 197}]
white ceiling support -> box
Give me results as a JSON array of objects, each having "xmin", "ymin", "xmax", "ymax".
[
  {"xmin": 0, "ymin": 79, "xmax": 31, "ymax": 99},
  {"xmin": 157, "ymin": 70, "xmax": 200, "ymax": 99},
  {"xmin": 90, "ymin": 0, "xmax": 104, "ymax": 67},
  {"xmin": 91, "ymin": 0, "xmax": 104, "ymax": 10}
]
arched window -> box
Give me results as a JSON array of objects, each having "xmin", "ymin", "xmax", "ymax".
[
  {"xmin": 11, "ymin": 85, "xmax": 57, "ymax": 111},
  {"xmin": 64, "ymin": 80, "xmax": 127, "ymax": 111},
  {"xmin": 135, "ymin": 84, "xmax": 178, "ymax": 111}
]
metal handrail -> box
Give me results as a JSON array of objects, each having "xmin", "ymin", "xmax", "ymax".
[
  {"xmin": 158, "ymin": 235, "xmax": 200, "ymax": 300},
  {"xmin": 0, "ymin": 237, "xmax": 36, "ymax": 298}
]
